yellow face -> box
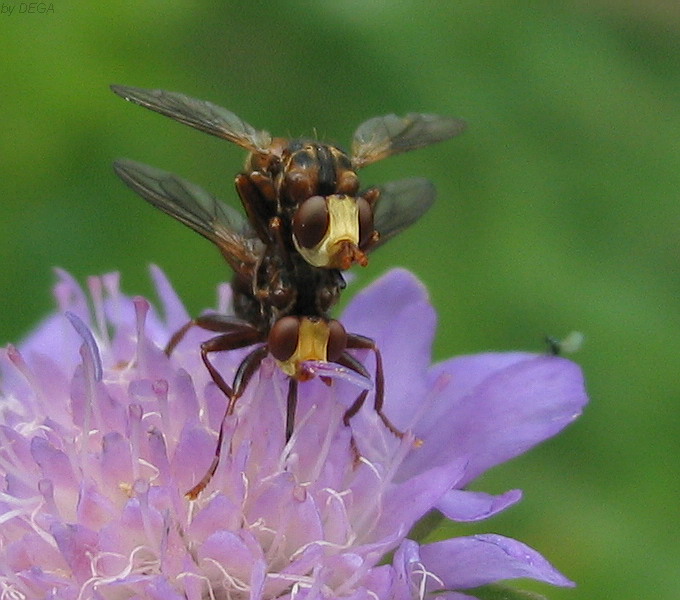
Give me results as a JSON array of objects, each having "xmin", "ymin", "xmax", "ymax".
[
  {"xmin": 275, "ymin": 317, "xmax": 331, "ymax": 379},
  {"xmin": 292, "ymin": 195, "xmax": 365, "ymax": 269}
]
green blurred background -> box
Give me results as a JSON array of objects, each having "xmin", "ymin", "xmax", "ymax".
[{"xmin": 2, "ymin": 1, "xmax": 678, "ymax": 598}]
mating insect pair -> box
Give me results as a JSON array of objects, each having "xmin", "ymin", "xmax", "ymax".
[{"xmin": 112, "ymin": 85, "xmax": 465, "ymax": 497}]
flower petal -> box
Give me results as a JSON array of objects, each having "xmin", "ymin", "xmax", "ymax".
[
  {"xmin": 341, "ymin": 269, "xmax": 435, "ymax": 427},
  {"xmin": 51, "ymin": 522, "xmax": 100, "ymax": 584},
  {"xmin": 198, "ymin": 529, "xmax": 263, "ymax": 585},
  {"xmin": 150, "ymin": 264, "xmax": 191, "ymax": 334},
  {"xmin": 436, "ymin": 488, "xmax": 523, "ymax": 522},
  {"xmin": 419, "ymin": 533, "xmax": 575, "ymax": 589},
  {"xmin": 402, "ymin": 353, "xmax": 587, "ymax": 485},
  {"xmin": 375, "ymin": 459, "xmax": 467, "ymax": 540}
]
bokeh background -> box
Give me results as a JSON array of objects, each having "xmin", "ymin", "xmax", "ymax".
[{"xmin": 2, "ymin": 1, "xmax": 679, "ymax": 598}]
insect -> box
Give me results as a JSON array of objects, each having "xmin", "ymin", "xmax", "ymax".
[
  {"xmin": 112, "ymin": 86, "xmax": 465, "ymax": 497},
  {"xmin": 113, "ymin": 159, "xmax": 430, "ymax": 498},
  {"xmin": 111, "ymin": 85, "xmax": 466, "ymax": 271},
  {"xmin": 545, "ymin": 331, "xmax": 585, "ymax": 356}
]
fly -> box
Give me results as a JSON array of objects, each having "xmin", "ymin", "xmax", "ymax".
[
  {"xmin": 112, "ymin": 86, "xmax": 465, "ymax": 498},
  {"xmin": 111, "ymin": 85, "xmax": 466, "ymax": 270}
]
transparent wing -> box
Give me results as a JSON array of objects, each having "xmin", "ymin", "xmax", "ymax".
[
  {"xmin": 370, "ymin": 178, "xmax": 436, "ymax": 251},
  {"xmin": 351, "ymin": 113, "xmax": 466, "ymax": 169},
  {"xmin": 111, "ymin": 85, "xmax": 273, "ymax": 153},
  {"xmin": 113, "ymin": 158, "xmax": 260, "ymax": 276}
]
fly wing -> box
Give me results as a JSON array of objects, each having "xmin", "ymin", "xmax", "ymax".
[
  {"xmin": 111, "ymin": 85, "xmax": 273, "ymax": 153},
  {"xmin": 370, "ymin": 177, "xmax": 436, "ymax": 251},
  {"xmin": 113, "ymin": 158, "xmax": 260, "ymax": 277},
  {"xmin": 351, "ymin": 113, "xmax": 466, "ymax": 169}
]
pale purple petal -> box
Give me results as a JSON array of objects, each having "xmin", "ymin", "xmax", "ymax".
[
  {"xmin": 341, "ymin": 269, "xmax": 435, "ymax": 426},
  {"xmin": 400, "ymin": 352, "xmax": 587, "ymax": 485},
  {"xmin": 436, "ymin": 489, "xmax": 523, "ymax": 522},
  {"xmin": 149, "ymin": 263, "xmax": 190, "ymax": 333},
  {"xmin": 65, "ymin": 311, "xmax": 103, "ymax": 381},
  {"xmin": 50, "ymin": 522, "xmax": 99, "ymax": 584},
  {"xmin": 52, "ymin": 268, "xmax": 90, "ymax": 322},
  {"xmin": 419, "ymin": 534, "xmax": 575, "ymax": 589},
  {"xmin": 198, "ymin": 530, "xmax": 263, "ymax": 583},
  {"xmin": 375, "ymin": 459, "xmax": 467, "ymax": 539}
]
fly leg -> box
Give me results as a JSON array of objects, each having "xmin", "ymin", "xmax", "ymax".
[
  {"xmin": 165, "ymin": 314, "xmax": 260, "ymax": 356},
  {"xmin": 232, "ymin": 348, "xmax": 297, "ymax": 445},
  {"xmin": 168, "ymin": 315, "xmax": 265, "ymax": 499},
  {"xmin": 236, "ymin": 172, "xmax": 295, "ymax": 275},
  {"xmin": 333, "ymin": 368, "xmax": 369, "ymax": 465},
  {"xmin": 340, "ymin": 333, "xmax": 408, "ymax": 440},
  {"xmin": 186, "ymin": 342, "xmax": 268, "ymax": 500},
  {"xmin": 235, "ymin": 173, "xmax": 276, "ymax": 244},
  {"xmin": 167, "ymin": 314, "xmax": 264, "ymax": 402},
  {"xmin": 285, "ymin": 378, "xmax": 298, "ymax": 443}
]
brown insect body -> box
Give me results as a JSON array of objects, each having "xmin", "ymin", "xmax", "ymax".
[
  {"xmin": 245, "ymin": 138, "xmax": 360, "ymax": 206},
  {"xmin": 111, "ymin": 85, "xmax": 465, "ymax": 497},
  {"xmin": 110, "ymin": 84, "xmax": 466, "ymax": 271},
  {"xmin": 237, "ymin": 138, "xmax": 377, "ymax": 270}
]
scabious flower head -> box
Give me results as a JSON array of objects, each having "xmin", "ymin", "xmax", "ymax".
[{"xmin": 0, "ymin": 267, "xmax": 587, "ymax": 600}]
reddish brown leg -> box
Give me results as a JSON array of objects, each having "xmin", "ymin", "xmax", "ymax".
[
  {"xmin": 165, "ymin": 314, "xmax": 262, "ymax": 355},
  {"xmin": 268, "ymin": 216, "xmax": 295, "ymax": 270},
  {"xmin": 339, "ymin": 386, "xmax": 369, "ymax": 466},
  {"xmin": 185, "ymin": 403, "xmax": 229, "ymax": 500},
  {"xmin": 165, "ymin": 320, "xmax": 195, "ymax": 356},
  {"xmin": 285, "ymin": 378, "xmax": 298, "ymax": 442},
  {"xmin": 335, "ymin": 352, "xmax": 371, "ymax": 427},
  {"xmin": 235, "ymin": 173, "xmax": 275, "ymax": 244},
  {"xmin": 228, "ymin": 345, "xmax": 269, "ymax": 414},
  {"xmin": 363, "ymin": 186, "xmax": 381, "ymax": 210},
  {"xmin": 172, "ymin": 315, "xmax": 264, "ymax": 499},
  {"xmin": 359, "ymin": 188, "xmax": 381, "ymax": 254},
  {"xmin": 195, "ymin": 316, "xmax": 264, "ymax": 400},
  {"xmin": 186, "ymin": 343, "xmax": 268, "ymax": 500},
  {"xmin": 341, "ymin": 333, "xmax": 407, "ymax": 440},
  {"xmin": 341, "ymin": 387, "xmax": 369, "ymax": 427}
]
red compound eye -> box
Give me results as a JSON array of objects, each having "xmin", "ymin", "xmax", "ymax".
[
  {"xmin": 357, "ymin": 196, "xmax": 374, "ymax": 247},
  {"xmin": 293, "ymin": 195, "xmax": 330, "ymax": 249},
  {"xmin": 268, "ymin": 316, "xmax": 300, "ymax": 361}
]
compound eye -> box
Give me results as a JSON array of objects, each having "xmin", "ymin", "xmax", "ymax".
[
  {"xmin": 326, "ymin": 320, "xmax": 347, "ymax": 362},
  {"xmin": 268, "ymin": 316, "xmax": 300, "ymax": 361},
  {"xmin": 357, "ymin": 196, "xmax": 374, "ymax": 247},
  {"xmin": 293, "ymin": 195, "xmax": 330, "ymax": 249}
]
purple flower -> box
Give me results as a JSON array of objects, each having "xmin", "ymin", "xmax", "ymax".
[{"xmin": 0, "ymin": 267, "xmax": 587, "ymax": 599}]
